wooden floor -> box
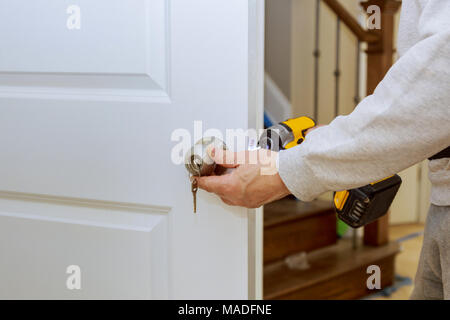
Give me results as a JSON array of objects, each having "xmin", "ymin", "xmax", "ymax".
[{"xmin": 374, "ymin": 223, "xmax": 425, "ymax": 300}]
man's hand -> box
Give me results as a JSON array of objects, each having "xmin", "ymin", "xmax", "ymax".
[{"xmin": 195, "ymin": 148, "xmax": 291, "ymax": 208}]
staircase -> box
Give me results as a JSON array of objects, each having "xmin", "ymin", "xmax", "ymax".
[
  {"xmin": 263, "ymin": 198, "xmax": 400, "ymax": 300},
  {"xmin": 264, "ymin": 198, "xmax": 337, "ymax": 264}
]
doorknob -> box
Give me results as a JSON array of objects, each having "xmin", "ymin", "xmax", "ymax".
[{"xmin": 185, "ymin": 137, "xmax": 227, "ymax": 177}]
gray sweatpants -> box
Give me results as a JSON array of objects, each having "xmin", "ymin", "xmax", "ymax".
[{"xmin": 411, "ymin": 204, "xmax": 450, "ymax": 300}]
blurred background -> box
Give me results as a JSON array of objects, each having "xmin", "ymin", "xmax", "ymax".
[{"xmin": 263, "ymin": 0, "xmax": 427, "ymax": 300}]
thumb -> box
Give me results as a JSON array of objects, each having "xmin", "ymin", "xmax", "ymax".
[{"xmin": 208, "ymin": 147, "xmax": 244, "ymax": 168}]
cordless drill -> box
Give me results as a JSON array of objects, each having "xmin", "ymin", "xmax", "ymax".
[{"xmin": 258, "ymin": 116, "xmax": 402, "ymax": 228}]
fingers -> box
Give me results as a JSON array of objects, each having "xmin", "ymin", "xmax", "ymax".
[
  {"xmin": 220, "ymin": 197, "xmax": 235, "ymax": 206},
  {"xmin": 208, "ymin": 147, "xmax": 277, "ymax": 168},
  {"xmin": 196, "ymin": 175, "xmax": 238, "ymax": 207},
  {"xmin": 196, "ymin": 175, "xmax": 231, "ymax": 194},
  {"xmin": 207, "ymin": 147, "xmax": 245, "ymax": 168}
]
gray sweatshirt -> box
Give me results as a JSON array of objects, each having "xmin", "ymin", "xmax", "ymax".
[{"xmin": 279, "ymin": 0, "xmax": 450, "ymax": 206}]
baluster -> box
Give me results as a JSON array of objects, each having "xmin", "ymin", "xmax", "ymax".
[
  {"xmin": 354, "ymin": 40, "xmax": 361, "ymax": 106},
  {"xmin": 334, "ymin": 17, "xmax": 341, "ymax": 117},
  {"xmin": 313, "ymin": 0, "xmax": 321, "ymax": 121}
]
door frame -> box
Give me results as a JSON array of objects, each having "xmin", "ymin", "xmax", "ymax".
[{"xmin": 247, "ymin": 0, "xmax": 265, "ymax": 300}]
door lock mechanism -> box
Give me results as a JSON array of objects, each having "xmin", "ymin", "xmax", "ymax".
[
  {"xmin": 185, "ymin": 137, "xmax": 227, "ymax": 214},
  {"xmin": 185, "ymin": 137, "xmax": 227, "ymax": 177}
]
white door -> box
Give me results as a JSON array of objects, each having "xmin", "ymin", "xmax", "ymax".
[{"xmin": 0, "ymin": 0, "xmax": 264, "ymax": 299}]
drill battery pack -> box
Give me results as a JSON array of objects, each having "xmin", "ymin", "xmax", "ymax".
[{"xmin": 334, "ymin": 175, "xmax": 402, "ymax": 228}]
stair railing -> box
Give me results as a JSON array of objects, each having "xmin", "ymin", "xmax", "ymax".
[{"xmin": 314, "ymin": 0, "xmax": 401, "ymax": 246}]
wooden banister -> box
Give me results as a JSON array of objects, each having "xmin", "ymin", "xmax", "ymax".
[
  {"xmin": 322, "ymin": 0, "xmax": 379, "ymax": 43},
  {"xmin": 320, "ymin": 0, "xmax": 401, "ymax": 246},
  {"xmin": 361, "ymin": 0, "xmax": 401, "ymax": 246}
]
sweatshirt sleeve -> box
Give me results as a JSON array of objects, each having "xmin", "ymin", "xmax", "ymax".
[{"xmin": 278, "ymin": 0, "xmax": 450, "ymax": 202}]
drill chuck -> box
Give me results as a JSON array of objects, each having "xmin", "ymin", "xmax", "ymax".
[{"xmin": 258, "ymin": 123, "xmax": 294, "ymax": 152}]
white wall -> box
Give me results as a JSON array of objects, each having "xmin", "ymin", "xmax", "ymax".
[{"xmin": 265, "ymin": 0, "xmax": 292, "ymax": 101}]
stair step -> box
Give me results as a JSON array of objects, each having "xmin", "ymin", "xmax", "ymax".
[
  {"xmin": 264, "ymin": 198, "xmax": 337, "ymax": 264},
  {"xmin": 264, "ymin": 239, "xmax": 400, "ymax": 300}
]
